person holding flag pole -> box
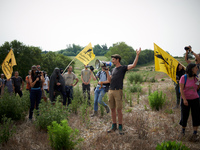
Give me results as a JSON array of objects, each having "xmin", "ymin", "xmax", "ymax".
[{"xmin": 62, "ymin": 43, "xmax": 95, "ymax": 106}]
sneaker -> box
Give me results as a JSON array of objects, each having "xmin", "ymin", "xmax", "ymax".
[
  {"xmin": 118, "ymin": 125, "xmax": 124, "ymax": 135},
  {"xmin": 105, "ymin": 105, "xmax": 110, "ymax": 113},
  {"xmin": 91, "ymin": 111, "xmax": 98, "ymax": 117},
  {"xmin": 107, "ymin": 124, "xmax": 117, "ymax": 133},
  {"xmin": 178, "ymin": 132, "xmax": 185, "ymax": 140},
  {"xmin": 189, "ymin": 134, "xmax": 199, "ymax": 142}
]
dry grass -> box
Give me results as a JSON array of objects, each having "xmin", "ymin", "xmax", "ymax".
[{"xmin": 1, "ymin": 70, "xmax": 200, "ymax": 150}]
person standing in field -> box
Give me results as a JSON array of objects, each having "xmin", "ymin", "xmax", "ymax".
[
  {"xmin": 81, "ymin": 65, "xmax": 92, "ymax": 105},
  {"xmin": 179, "ymin": 63, "xmax": 200, "ymax": 142},
  {"xmin": 63, "ymin": 66, "xmax": 79, "ymax": 106},
  {"xmin": 107, "ymin": 48, "xmax": 141, "ymax": 135},
  {"xmin": 12, "ymin": 71, "xmax": 24, "ymax": 97}
]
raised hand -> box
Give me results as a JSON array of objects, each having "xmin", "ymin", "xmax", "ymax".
[{"xmin": 136, "ymin": 47, "xmax": 141, "ymax": 55}]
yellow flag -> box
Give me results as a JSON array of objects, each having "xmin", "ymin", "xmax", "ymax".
[
  {"xmin": 75, "ymin": 43, "xmax": 95, "ymax": 65},
  {"xmin": 1, "ymin": 49, "xmax": 17, "ymax": 79},
  {"xmin": 154, "ymin": 43, "xmax": 179, "ymax": 83}
]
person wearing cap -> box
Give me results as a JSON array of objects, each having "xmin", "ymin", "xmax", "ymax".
[
  {"xmin": 81, "ymin": 65, "xmax": 92, "ymax": 105},
  {"xmin": 107, "ymin": 48, "xmax": 141, "ymax": 135},
  {"xmin": 25, "ymin": 70, "xmax": 31, "ymax": 92},
  {"xmin": 90, "ymin": 65, "xmax": 110, "ymax": 117},
  {"xmin": 28, "ymin": 65, "xmax": 44, "ymax": 120}
]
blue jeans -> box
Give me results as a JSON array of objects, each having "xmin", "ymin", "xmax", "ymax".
[
  {"xmin": 65, "ymin": 86, "xmax": 73, "ymax": 106},
  {"xmin": 94, "ymin": 86, "xmax": 107, "ymax": 111},
  {"xmin": 29, "ymin": 88, "xmax": 42, "ymax": 119}
]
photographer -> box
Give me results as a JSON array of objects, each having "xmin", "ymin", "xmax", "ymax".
[
  {"xmin": 81, "ymin": 65, "xmax": 91, "ymax": 105},
  {"xmin": 90, "ymin": 65, "xmax": 110, "ymax": 117},
  {"xmin": 184, "ymin": 46, "xmax": 200, "ymax": 97},
  {"xmin": 28, "ymin": 65, "xmax": 44, "ymax": 121}
]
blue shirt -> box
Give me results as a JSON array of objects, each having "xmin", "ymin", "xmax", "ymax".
[{"xmin": 96, "ymin": 71, "xmax": 111, "ymax": 88}]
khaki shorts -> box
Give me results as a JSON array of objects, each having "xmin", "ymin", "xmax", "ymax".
[
  {"xmin": 41, "ymin": 89, "xmax": 46, "ymax": 98},
  {"xmin": 108, "ymin": 89, "xmax": 123, "ymax": 110}
]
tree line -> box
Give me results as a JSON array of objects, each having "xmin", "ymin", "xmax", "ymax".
[{"xmin": 0, "ymin": 40, "xmax": 155, "ymax": 79}]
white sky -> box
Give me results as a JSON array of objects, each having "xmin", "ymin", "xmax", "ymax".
[{"xmin": 0, "ymin": 0, "xmax": 199, "ymax": 56}]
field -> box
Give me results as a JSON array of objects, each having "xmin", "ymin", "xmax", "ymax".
[{"xmin": 1, "ymin": 56, "xmax": 200, "ymax": 150}]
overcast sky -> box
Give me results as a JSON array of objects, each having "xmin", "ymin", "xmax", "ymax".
[{"xmin": 0, "ymin": 0, "xmax": 199, "ymax": 56}]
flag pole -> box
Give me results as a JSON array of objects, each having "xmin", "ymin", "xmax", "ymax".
[{"xmin": 62, "ymin": 57, "xmax": 76, "ymax": 75}]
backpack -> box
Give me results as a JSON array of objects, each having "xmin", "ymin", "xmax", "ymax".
[
  {"xmin": 179, "ymin": 74, "xmax": 187, "ymax": 93},
  {"xmin": 94, "ymin": 71, "xmax": 110, "ymax": 92}
]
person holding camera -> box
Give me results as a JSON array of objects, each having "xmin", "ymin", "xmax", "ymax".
[
  {"xmin": 107, "ymin": 49, "xmax": 141, "ymax": 135},
  {"xmin": 184, "ymin": 46, "xmax": 200, "ymax": 97},
  {"xmin": 28, "ymin": 65, "xmax": 44, "ymax": 121},
  {"xmin": 63, "ymin": 66, "xmax": 79, "ymax": 106},
  {"xmin": 179, "ymin": 63, "xmax": 200, "ymax": 142},
  {"xmin": 90, "ymin": 65, "xmax": 110, "ymax": 117},
  {"xmin": 173, "ymin": 64, "xmax": 185, "ymax": 109},
  {"xmin": 81, "ymin": 65, "xmax": 92, "ymax": 105},
  {"xmin": 12, "ymin": 71, "xmax": 24, "ymax": 97}
]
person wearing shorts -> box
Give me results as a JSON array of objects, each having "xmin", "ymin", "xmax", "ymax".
[{"xmin": 107, "ymin": 48, "xmax": 141, "ymax": 135}]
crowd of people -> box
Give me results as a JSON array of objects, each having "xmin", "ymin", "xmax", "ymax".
[{"xmin": 0, "ymin": 46, "xmax": 200, "ymax": 138}]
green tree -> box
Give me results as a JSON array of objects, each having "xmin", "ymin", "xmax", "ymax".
[{"xmin": 105, "ymin": 42, "xmax": 136, "ymax": 65}]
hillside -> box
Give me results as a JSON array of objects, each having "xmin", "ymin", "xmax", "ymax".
[{"xmin": 1, "ymin": 60, "xmax": 200, "ymax": 150}]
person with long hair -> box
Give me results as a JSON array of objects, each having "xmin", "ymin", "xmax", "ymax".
[
  {"xmin": 179, "ymin": 63, "xmax": 200, "ymax": 142},
  {"xmin": 28, "ymin": 65, "xmax": 44, "ymax": 121},
  {"xmin": 173, "ymin": 64, "xmax": 185, "ymax": 109}
]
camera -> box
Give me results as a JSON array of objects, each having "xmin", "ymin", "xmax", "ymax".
[
  {"xmin": 184, "ymin": 45, "xmax": 191, "ymax": 51},
  {"xmin": 36, "ymin": 70, "xmax": 41, "ymax": 77}
]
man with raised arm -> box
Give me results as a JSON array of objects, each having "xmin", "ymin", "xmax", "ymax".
[{"xmin": 107, "ymin": 48, "xmax": 141, "ymax": 135}]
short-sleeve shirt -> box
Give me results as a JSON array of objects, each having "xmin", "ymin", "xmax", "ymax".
[
  {"xmin": 96, "ymin": 71, "xmax": 111, "ymax": 88},
  {"xmin": 43, "ymin": 76, "xmax": 49, "ymax": 90},
  {"xmin": 63, "ymin": 72, "xmax": 77, "ymax": 86},
  {"xmin": 110, "ymin": 65, "xmax": 128, "ymax": 90},
  {"xmin": 12, "ymin": 76, "xmax": 23, "ymax": 89},
  {"xmin": 81, "ymin": 69, "xmax": 91, "ymax": 83},
  {"xmin": 5, "ymin": 79, "xmax": 13, "ymax": 93},
  {"xmin": 179, "ymin": 75, "xmax": 199, "ymax": 100}
]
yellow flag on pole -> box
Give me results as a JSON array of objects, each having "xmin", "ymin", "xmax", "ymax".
[
  {"xmin": 1, "ymin": 49, "xmax": 17, "ymax": 79},
  {"xmin": 75, "ymin": 43, "xmax": 95, "ymax": 65},
  {"xmin": 154, "ymin": 43, "xmax": 179, "ymax": 83}
]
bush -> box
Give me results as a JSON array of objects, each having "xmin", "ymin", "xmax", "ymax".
[
  {"xmin": 47, "ymin": 120, "xmax": 83, "ymax": 150},
  {"xmin": 34, "ymin": 100, "xmax": 68, "ymax": 130},
  {"xmin": 128, "ymin": 72, "xmax": 143, "ymax": 84},
  {"xmin": 148, "ymin": 90, "xmax": 166, "ymax": 111},
  {"xmin": 156, "ymin": 141, "xmax": 189, "ymax": 150},
  {"xmin": 129, "ymin": 82, "xmax": 142, "ymax": 93},
  {"xmin": 0, "ymin": 89, "xmax": 30, "ymax": 121},
  {"xmin": 0, "ymin": 115, "xmax": 16, "ymax": 145}
]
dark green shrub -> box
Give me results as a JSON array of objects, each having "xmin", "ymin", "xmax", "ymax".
[
  {"xmin": 0, "ymin": 115, "xmax": 16, "ymax": 145},
  {"xmin": 156, "ymin": 141, "xmax": 189, "ymax": 150},
  {"xmin": 161, "ymin": 78, "xmax": 165, "ymax": 81},
  {"xmin": 34, "ymin": 100, "xmax": 68, "ymax": 130},
  {"xmin": 47, "ymin": 120, "xmax": 83, "ymax": 150},
  {"xmin": 129, "ymin": 82, "xmax": 142, "ymax": 93},
  {"xmin": 148, "ymin": 90, "xmax": 166, "ymax": 111},
  {"xmin": 128, "ymin": 72, "xmax": 143, "ymax": 84},
  {"xmin": 0, "ymin": 89, "xmax": 30, "ymax": 121}
]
